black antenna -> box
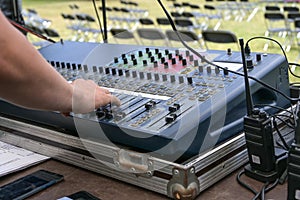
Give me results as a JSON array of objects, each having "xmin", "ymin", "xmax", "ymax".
[{"xmin": 239, "ymin": 38, "xmax": 253, "ymax": 116}]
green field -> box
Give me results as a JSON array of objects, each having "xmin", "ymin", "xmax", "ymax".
[{"xmin": 21, "ymin": 0, "xmax": 300, "ymax": 80}]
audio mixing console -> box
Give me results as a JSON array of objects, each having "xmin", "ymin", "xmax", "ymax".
[{"xmin": 0, "ymin": 42, "xmax": 291, "ymax": 160}]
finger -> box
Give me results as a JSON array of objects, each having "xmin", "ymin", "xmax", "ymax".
[{"xmin": 109, "ymin": 95, "xmax": 121, "ymax": 106}]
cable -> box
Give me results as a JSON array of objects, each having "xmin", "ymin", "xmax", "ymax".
[
  {"xmin": 92, "ymin": 0, "xmax": 105, "ymax": 42},
  {"xmin": 273, "ymin": 117, "xmax": 289, "ymax": 150},
  {"xmin": 236, "ymin": 170, "xmax": 257, "ymax": 195},
  {"xmin": 8, "ymin": 19, "xmax": 56, "ymax": 43},
  {"xmin": 237, "ymin": 169, "xmax": 279, "ymax": 200},
  {"xmin": 156, "ymin": 0, "xmax": 299, "ymax": 103},
  {"xmin": 289, "ymin": 62, "xmax": 300, "ymax": 78}
]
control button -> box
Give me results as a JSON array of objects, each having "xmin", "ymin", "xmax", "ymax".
[
  {"xmin": 185, "ymin": 50, "xmax": 190, "ymax": 57},
  {"xmin": 143, "ymin": 60, "xmax": 148, "ymax": 66},
  {"xmin": 155, "ymin": 48, "xmax": 159, "ymax": 54},
  {"xmin": 162, "ymin": 74, "xmax": 167, "ymax": 81},
  {"xmin": 105, "ymin": 67, "xmax": 110, "ymax": 74},
  {"xmin": 146, "ymin": 48, "xmax": 150, "ymax": 53},
  {"xmin": 138, "ymin": 50, "xmax": 143, "ymax": 57},
  {"xmin": 150, "ymin": 56, "xmax": 155, "ymax": 63},
  {"xmin": 179, "ymin": 76, "xmax": 184, "ymax": 84},
  {"xmin": 153, "ymin": 61, "xmax": 158, "ymax": 68},
  {"xmin": 96, "ymin": 110, "xmax": 105, "ymax": 118},
  {"xmin": 158, "ymin": 52, "xmax": 162, "ymax": 59},
  {"xmin": 118, "ymin": 69, "xmax": 123, "ymax": 76},
  {"xmin": 198, "ymin": 65, "xmax": 203, "ymax": 73},
  {"xmin": 182, "ymin": 59, "xmax": 187, "ymax": 66},
  {"xmin": 175, "ymin": 49, "xmax": 179, "ymax": 55},
  {"xmin": 164, "ymin": 62, "xmax": 169, "ymax": 68},
  {"xmin": 165, "ymin": 49, "xmax": 170, "ymax": 55},
  {"xmin": 161, "ymin": 57, "xmax": 166, "ymax": 64},
  {"xmin": 172, "ymin": 58, "xmax": 176, "ymax": 65},
  {"xmin": 194, "ymin": 60, "xmax": 199, "ymax": 67},
  {"xmin": 207, "ymin": 66, "xmax": 212, "ymax": 74},
  {"xmin": 92, "ymin": 66, "xmax": 97, "ymax": 72},
  {"xmin": 223, "ymin": 67, "xmax": 229, "ymax": 76},
  {"xmin": 121, "ymin": 54, "xmax": 126, "ymax": 59},
  {"xmin": 170, "ymin": 75, "xmax": 176, "ymax": 83},
  {"xmin": 133, "ymin": 59, "xmax": 137, "ymax": 65},
  {"xmin": 246, "ymin": 59, "xmax": 253, "ymax": 69},
  {"xmin": 147, "ymin": 72, "xmax": 152, "ymax": 80},
  {"xmin": 132, "ymin": 70, "xmax": 137, "ymax": 78},
  {"xmin": 189, "ymin": 55, "xmax": 194, "ymax": 62},
  {"xmin": 179, "ymin": 55, "xmax": 183, "ymax": 61},
  {"xmin": 165, "ymin": 113, "xmax": 177, "ymax": 123},
  {"xmin": 123, "ymin": 58, "xmax": 128, "ymax": 64},
  {"xmin": 154, "ymin": 73, "xmax": 159, "ymax": 81},
  {"xmin": 148, "ymin": 51, "xmax": 152, "ymax": 58},
  {"xmin": 256, "ymin": 53, "xmax": 262, "ymax": 62},
  {"xmin": 111, "ymin": 68, "xmax": 117, "ymax": 75},
  {"xmin": 98, "ymin": 66, "xmax": 104, "ymax": 73},
  {"xmin": 168, "ymin": 53, "xmax": 173, "ymax": 60},
  {"xmin": 215, "ymin": 67, "xmax": 220, "ymax": 75},
  {"xmin": 139, "ymin": 72, "xmax": 145, "ymax": 79},
  {"xmin": 125, "ymin": 70, "xmax": 130, "ymax": 77},
  {"xmin": 187, "ymin": 77, "xmax": 193, "ymax": 84},
  {"xmin": 131, "ymin": 54, "xmax": 135, "ymax": 60},
  {"xmin": 227, "ymin": 48, "xmax": 232, "ymax": 56}
]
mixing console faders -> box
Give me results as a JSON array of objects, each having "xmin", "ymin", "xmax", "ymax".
[{"xmin": 0, "ymin": 42, "xmax": 291, "ymax": 158}]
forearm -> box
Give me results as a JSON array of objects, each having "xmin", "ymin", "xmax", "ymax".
[{"xmin": 0, "ymin": 12, "xmax": 73, "ymax": 112}]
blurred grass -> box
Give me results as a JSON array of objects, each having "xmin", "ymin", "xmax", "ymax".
[{"xmin": 22, "ymin": 0, "xmax": 300, "ymax": 81}]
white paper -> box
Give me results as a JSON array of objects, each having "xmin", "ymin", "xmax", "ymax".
[{"xmin": 0, "ymin": 141, "xmax": 49, "ymax": 177}]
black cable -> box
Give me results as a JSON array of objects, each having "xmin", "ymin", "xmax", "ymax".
[
  {"xmin": 273, "ymin": 117, "xmax": 290, "ymax": 150},
  {"xmin": 289, "ymin": 62, "xmax": 300, "ymax": 78},
  {"xmin": 252, "ymin": 182, "xmax": 268, "ymax": 200},
  {"xmin": 236, "ymin": 170, "xmax": 258, "ymax": 195},
  {"xmin": 156, "ymin": 0, "xmax": 299, "ymax": 103},
  {"xmin": 92, "ymin": 0, "xmax": 105, "ymax": 42}
]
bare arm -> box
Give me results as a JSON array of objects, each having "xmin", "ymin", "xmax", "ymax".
[{"xmin": 0, "ymin": 11, "xmax": 120, "ymax": 113}]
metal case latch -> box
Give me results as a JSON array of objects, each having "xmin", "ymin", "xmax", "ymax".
[
  {"xmin": 167, "ymin": 167, "xmax": 200, "ymax": 200},
  {"xmin": 113, "ymin": 149, "xmax": 154, "ymax": 176}
]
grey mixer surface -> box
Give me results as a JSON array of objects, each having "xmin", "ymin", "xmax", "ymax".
[{"xmin": 0, "ymin": 42, "xmax": 291, "ymax": 161}]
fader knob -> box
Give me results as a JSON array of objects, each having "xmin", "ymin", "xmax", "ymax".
[
  {"xmin": 165, "ymin": 113, "xmax": 177, "ymax": 123},
  {"xmin": 145, "ymin": 100, "xmax": 156, "ymax": 110}
]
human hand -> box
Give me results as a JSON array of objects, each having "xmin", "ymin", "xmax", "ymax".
[{"xmin": 71, "ymin": 79, "xmax": 120, "ymax": 114}]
